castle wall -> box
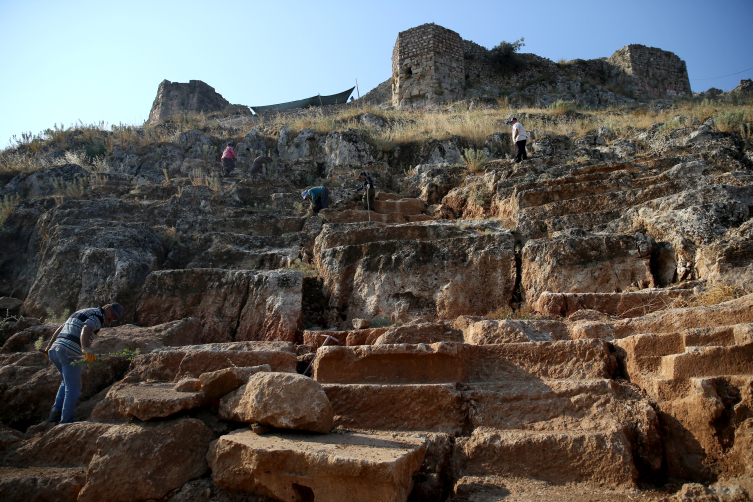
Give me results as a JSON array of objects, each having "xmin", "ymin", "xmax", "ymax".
[
  {"xmin": 391, "ymin": 23, "xmax": 465, "ymax": 109},
  {"xmin": 148, "ymin": 80, "xmax": 231, "ymax": 124}
]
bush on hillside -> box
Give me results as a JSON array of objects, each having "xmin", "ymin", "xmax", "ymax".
[{"xmin": 488, "ymin": 38, "xmax": 526, "ymax": 73}]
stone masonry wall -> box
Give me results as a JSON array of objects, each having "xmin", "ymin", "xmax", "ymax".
[
  {"xmin": 148, "ymin": 80, "xmax": 231, "ymax": 124},
  {"xmin": 607, "ymin": 44, "xmax": 691, "ymax": 99},
  {"xmin": 391, "ymin": 23, "xmax": 465, "ymax": 109},
  {"xmin": 460, "ymin": 38, "xmax": 691, "ymax": 104}
]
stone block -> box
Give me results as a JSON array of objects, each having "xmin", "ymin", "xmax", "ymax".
[
  {"xmin": 173, "ymin": 378, "xmax": 201, "ymax": 392},
  {"xmin": 124, "ymin": 342, "xmax": 296, "ymax": 382},
  {"xmin": 209, "ymin": 429, "xmax": 427, "ymax": 502},
  {"xmin": 78, "ymin": 419, "xmax": 213, "ymax": 502},
  {"xmin": 219, "ymin": 372, "xmax": 333, "ymax": 433},
  {"xmin": 199, "ymin": 365, "xmax": 271, "ymax": 398},
  {"xmin": 136, "ymin": 269, "xmax": 302, "ymax": 343},
  {"xmin": 454, "ymin": 428, "xmax": 636, "ymax": 488},
  {"xmin": 323, "ymin": 383, "xmax": 464, "ymax": 431},
  {"xmin": 314, "ymin": 221, "xmax": 515, "ymax": 324},
  {"xmin": 109, "ymin": 383, "xmax": 209, "ymax": 421}
]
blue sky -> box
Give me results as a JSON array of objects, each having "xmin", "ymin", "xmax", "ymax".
[{"xmin": 1, "ymin": 0, "xmax": 751, "ymax": 148}]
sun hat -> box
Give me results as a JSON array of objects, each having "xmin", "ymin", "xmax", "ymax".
[
  {"xmin": 508, "ymin": 117, "xmax": 517, "ymax": 124},
  {"xmin": 301, "ymin": 189, "xmax": 309, "ymax": 199}
]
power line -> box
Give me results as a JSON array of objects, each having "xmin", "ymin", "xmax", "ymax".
[{"xmin": 690, "ymin": 66, "xmax": 753, "ymax": 80}]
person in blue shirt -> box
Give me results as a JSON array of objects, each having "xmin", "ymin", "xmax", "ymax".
[
  {"xmin": 43, "ymin": 303, "xmax": 124, "ymax": 424},
  {"xmin": 301, "ymin": 186, "xmax": 330, "ymax": 214}
]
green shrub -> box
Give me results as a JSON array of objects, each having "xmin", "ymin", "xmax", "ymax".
[
  {"xmin": 462, "ymin": 148, "xmax": 489, "ymax": 172},
  {"xmin": 488, "ymin": 38, "xmax": 526, "ymax": 73}
]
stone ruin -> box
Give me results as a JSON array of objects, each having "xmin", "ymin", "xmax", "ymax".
[
  {"xmin": 391, "ymin": 23, "xmax": 692, "ymax": 109},
  {"xmin": 607, "ymin": 44, "xmax": 692, "ymax": 99},
  {"xmin": 391, "ymin": 23, "xmax": 465, "ymax": 109},
  {"xmin": 148, "ymin": 79, "xmax": 232, "ymax": 124}
]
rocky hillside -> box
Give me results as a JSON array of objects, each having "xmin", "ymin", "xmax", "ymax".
[{"xmin": 0, "ymin": 90, "xmax": 752, "ymax": 501}]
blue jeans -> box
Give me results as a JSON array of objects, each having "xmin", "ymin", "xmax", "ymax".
[{"xmin": 49, "ymin": 345, "xmax": 83, "ymax": 424}]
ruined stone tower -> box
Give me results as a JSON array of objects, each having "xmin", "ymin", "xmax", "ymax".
[
  {"xmin": 391, "ymin": 23, "xmax": 465, "ymax": 109},
  {"xmin": 608, "ymin": 44, "xmax": 692, "ymax": 99},
  {"xmin": 148, "ymin": 80, "xmax": 230, "ymax": 124}
]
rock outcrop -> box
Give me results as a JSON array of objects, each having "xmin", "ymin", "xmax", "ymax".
[{"xmin": 148, "ymin": 80, "xmax": 231, "ymax": 124}]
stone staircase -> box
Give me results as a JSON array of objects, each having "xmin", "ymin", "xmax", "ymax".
[
  {"xmin": 310, "ymin": 336, "xmax": 655, "ymax": 496},
  {"xmin": 611, "ymin": 296, "xmax": 753, "ymax": 483},
  {"xmin": 322, "ymin": 191, "xmax": 430, "ymax": 225}
]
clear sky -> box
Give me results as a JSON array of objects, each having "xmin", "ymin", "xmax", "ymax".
[{"xmin": 2, "ymin": 0, "xmax": 751, "ymax": 148}]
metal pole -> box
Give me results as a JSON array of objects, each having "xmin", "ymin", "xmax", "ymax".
[
  {"xmin": 355, "ymin": 78, "xmax": 360, "ymax": 99},
  {"xmin": 367, "ymin": 186, "xmax": 371, "ymax": 222},
  {"xmin": 304, "ymin": 334, "xmax": 339, "ymax": 376}
]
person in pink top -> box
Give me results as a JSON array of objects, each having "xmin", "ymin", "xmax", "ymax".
[{"xmin": 221, "ymin": 144, "xmax": 237, "ymax": 176}]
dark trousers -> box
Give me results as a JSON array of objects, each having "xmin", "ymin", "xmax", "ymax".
[
  {"xmin": 515, "ymin": 140, "xmax": 528, "ymax": 162},
  {"xmin": 363, "ymin": 187, "xmax": 376, "ymax": 210},
  {"xmin": 312, "ymin": 187, "xmax": 330, "ymax": 213},
  {"xmin": 222, "ymin": 157, "xmax": 236, "ymax": 175}
]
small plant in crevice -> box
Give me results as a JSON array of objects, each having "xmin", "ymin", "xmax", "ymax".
[
  {"xmin": 286, "ymin": 258, "xmax": 318, "ymax": 277},
  {"xmin": 45, "ymin": 308, "xmax": 70, "ymax": 324},
  {"xmin": 0, "ymin": 193, "xmax": 20, "ymax": 229},
  {"xmin": 462, "ymin": 148, "xmax": 488, "ymax": 172}
]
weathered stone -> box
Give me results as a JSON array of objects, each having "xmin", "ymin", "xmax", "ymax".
[
  {"xmin": 78, "ymin": 418, "xmax": 213, "ymax": 502},
  {"xmin": 454, "ymin": 428, "xmax": 636, "ymax": 488},
  {"xmin": 136, "ymin": 269, "xmax": 302, "ymax": 343},
  {"xmin": 110, "ymin": 383, "xmax": 208, "ymax": 421},
  {"xmin": 324, "ymin": 383, "xmax": 464, "ymax": 432},
  {"xmin": 0, "ymin": 466, "xmax": 87, "ymax": 502},
  {"xmin": 4, "ymin": 422, "xmax": 115, "ymax": 467},
  {"xmin": 209, "ymin": 429, "xmax": 427, "ymax": 502},
  {"xmin": 123, "ymin": 342, "xmax": 296, "ymax": 382},
  {"xmin": 315, "ymin": 220, "xmax": 515, "ymax": 326},
  {"xmin": 148, "ymin": 79, "xmax": 231, "ymax": 124},
  {"xmin": 534, "ymin": 289, "xmax": 695, "ymax": 318},
  {"xmin": 455, "ymin": 317, "xmax": 567, "ymax": 344},
  {"xmin": 22, "ymin": 200, "xmax": 163, "ymax": 318},
  {"xmin": 612, "ymin": 293, "xmax": 753, "ymax": 339},
  {"xmin": 522, "ymin": 229, "xmax": 653, "ymax": 304},
  {"xmin": 313, "ymin": 340, "xmax": 615, "ymax": 384},
  {"xmin": 174, "ymin": 378, "xmax": 201, "ymax": 392},
  {"xmin": 373, "ymin": 321, "xmax": 463, "ymax": 345},
  {"xmin": 352, "ymin": 318, "xmax": 370, "ymax": 329},
  {"xmin": 220, "ymin": 372, "xmax": 333, "ymax": 433},
  {"xmin": 199, "ymin": 364, "xmax": 271, "ymax": 398}
]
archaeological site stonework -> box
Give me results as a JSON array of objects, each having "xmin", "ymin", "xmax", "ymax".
[
  {"xmin": 148, "ymin": 79, "xmax": 231, "ymax": 124},
  {"xmin": 391, "ymin": 23, "xmax": 465, "ymax": 109},
  {"xmin": 390, "ymin": 24, "xmax": 692, "ymax": 108},
  {"xmin": 607, "ymin": 44, "xmax": 692, "ymax": 99}
]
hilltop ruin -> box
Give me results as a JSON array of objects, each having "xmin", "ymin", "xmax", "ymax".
[{"xmin": 0, "ymin": 21, "xmax": 751, "ymax": 502}]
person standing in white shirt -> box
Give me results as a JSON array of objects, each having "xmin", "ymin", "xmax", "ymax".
[{"xmin": 509, "ymin": 117, "xmax": 528, "ymax": 163}]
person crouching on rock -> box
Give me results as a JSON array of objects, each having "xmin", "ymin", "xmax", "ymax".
[
  {"xmin": 221, "ymin": 143, "xmax": 237, "ymax": 177},
  {"xmin": 302, "ymin": 186, "xmax": 330, "ymax": 214},
  {"xmin": 43, "ymin": 303, "xmax": 124, "ymax": 424},
  {"xmin": 356, "ymin": 171, "xmax": 375, "ymax": 211}
]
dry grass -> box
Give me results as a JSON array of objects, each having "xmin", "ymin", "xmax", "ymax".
[
  {"xmin": 488, "ymin": 303, "xmax": 541, "ymax": 320},
  {"xmin": 286, "ymin": 258, "xmax": 318, "ymax": 277},
  {"xmin": 670, "ymin": 281, "xmax": 748, "ymax": 309},
  {"xmin": 3, "ymin": 94, "xmax": 751, "ymax": 183}
]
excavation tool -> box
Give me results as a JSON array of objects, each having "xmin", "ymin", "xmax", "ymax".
[{"xmin": 303, "ymin": 334, "xmax": 339, "ymax": 376}]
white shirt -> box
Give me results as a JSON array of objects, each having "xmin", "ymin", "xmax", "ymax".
[{"xmin": 512, "ymin": 122, "xmax": 527, "ymax": 142}]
